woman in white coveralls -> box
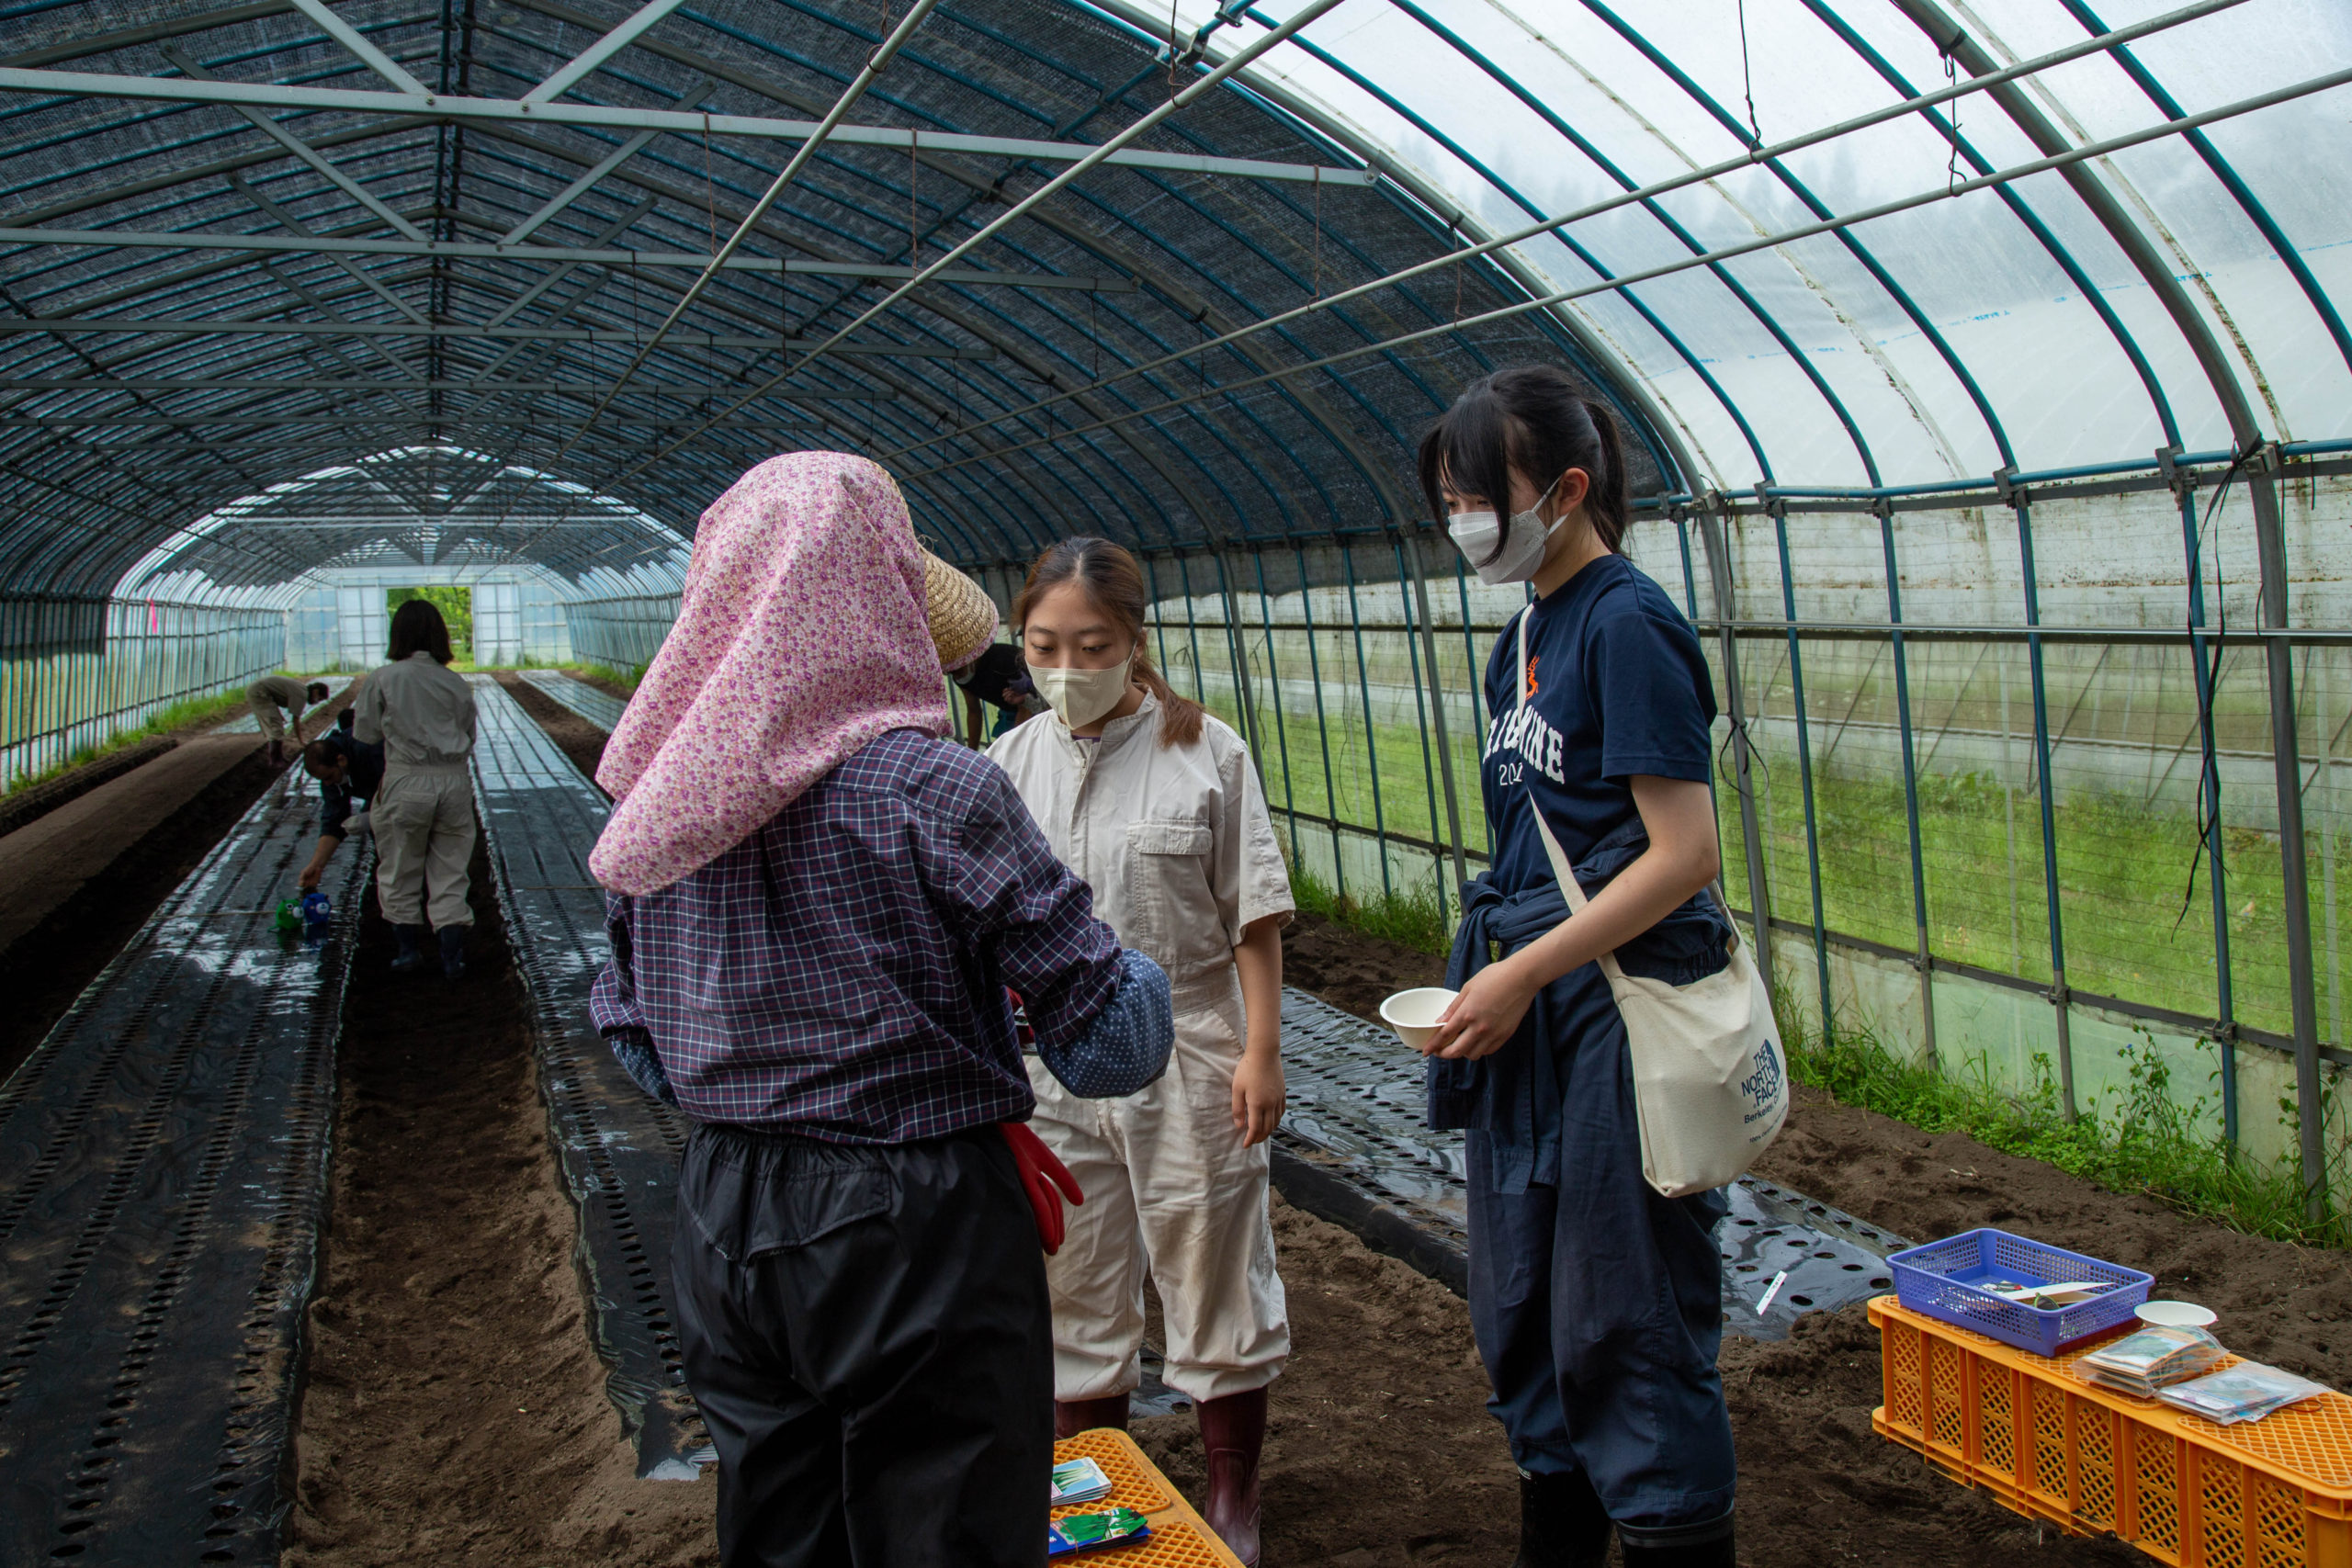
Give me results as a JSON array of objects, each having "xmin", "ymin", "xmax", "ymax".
[{"xmin": 987, "ymin": 536, "xmax": 1292, "ymax": 1567}]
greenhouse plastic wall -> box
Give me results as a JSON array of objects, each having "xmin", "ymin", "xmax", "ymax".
[
  {"xmin": 1080, "ymin": 453, "xmax": 2352, "ymax": 1207},
  {"xmin": 568, "ymin": 594, "xmax": 682, "ymax": 673},
  {"xmin": 0, "ymin": 594, "xmax": 283, "ymax": 788}
]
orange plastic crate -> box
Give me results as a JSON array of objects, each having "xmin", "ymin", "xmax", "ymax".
[
  {"xmin": 1053, "ymin": 1427, "xmax": 1243, "ymax": 1567},
  {"xmin": 1871, "ymin": 1295, "xmax": 2352, "ymax": 1567}
]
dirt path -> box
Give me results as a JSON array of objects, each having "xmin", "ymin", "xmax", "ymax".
[{"xmin": 283, "ymin": 826, "xmax": 715, "ymax": 1568}]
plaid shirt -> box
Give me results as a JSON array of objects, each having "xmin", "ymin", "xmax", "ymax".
[{"xmin": 591, "ymin": 728, "xmax": 1123, "ymax": 1142}]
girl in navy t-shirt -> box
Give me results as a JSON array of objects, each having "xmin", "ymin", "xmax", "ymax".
[{"xmin": 1414, "ymin": 366, "xmax": 1739, "ymax": 1567}]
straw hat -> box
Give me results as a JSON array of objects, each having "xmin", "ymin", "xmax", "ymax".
[{"xmin": 922, "ymin": 549, "xmax": 1000, "ymax": 671}]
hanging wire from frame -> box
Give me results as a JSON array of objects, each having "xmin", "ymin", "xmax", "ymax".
[
  {"xmin": 1736, "ymin": 0, "xmax": 1762, "ymax": 150},
  {"xmin": 2173, "ymin": 442, "xmax": 2264, "ymax": 932},
  {"xmin": 1941, "ymin": 44, "xmax": 1963, "ymax": 197},
  {"xmin": 702, "ymin": 111, "xmax": 720, "ymax": 254},
  {"xmin": 1311, "ymin": 166, "xmax": 1323, "ymax": 299},
  {"xmin": 1167, "ymin": 0, "xmax": 1183, "ymax": 105},
  {"xmin": 1448, "ymin": 214, "xmax": 1462, "ymax": 323}
]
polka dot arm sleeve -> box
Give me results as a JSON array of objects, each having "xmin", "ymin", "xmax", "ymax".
[{"xmin": 1035, "ymin": 948, "xmax": 1172, "ymax": 1099}]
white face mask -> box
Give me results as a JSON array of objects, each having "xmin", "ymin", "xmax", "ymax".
[
  {"xmin": 1448, "ymin": 473, "xmax": 1565, "ymax": 585},
  {"xmin": 1032, "ymin": 655, "xmax": 1135, "ymax": 729}
]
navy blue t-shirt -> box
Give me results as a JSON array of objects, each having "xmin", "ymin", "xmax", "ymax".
[
  {"xmin": 1433, "ymin": 551, "xmax": 1733, "ymax": 1192},
  {"xmin": 1484, "ymin": 555, "xmax": 1713, "ymax": 885}
]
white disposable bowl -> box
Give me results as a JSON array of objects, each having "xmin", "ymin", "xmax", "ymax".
[
  {"xmin": 1379, "ymin": 987, "xmax": 1459, "ymax": 1050},
  {"xmin": 2136, "ymin": 1300, "xmax": 2217, "ymax": 1329}
]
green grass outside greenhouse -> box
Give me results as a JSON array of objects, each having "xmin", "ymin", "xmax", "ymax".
[
  {"xmin": 1781, "ymin": 995, "xmax": 2349, "ymax": 1250},
  {"xmin": 1204, "ymin": 688, "xmax": 2342, "ymax": 1047},
  {"xmin": 2, "ymin": 688, "xmax": 251, "ymax": 795}
]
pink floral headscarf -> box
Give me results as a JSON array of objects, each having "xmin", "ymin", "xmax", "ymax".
[{"xmin": 589, "ymin": 451, "xmax": 950, "ymax": 896}]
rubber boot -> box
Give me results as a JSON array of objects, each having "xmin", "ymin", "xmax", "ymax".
[
  {"xmin": 1511, "ymin": 1471, "xmax": 1613, "ymax": 1568},
  {"xmin": 266, "ymin": 739, "xmax": 285, "ymax": 767},
  {"xmin": 1617, "ymin": 1511, "xmax": 1735, "ymax": 1568},
  {"xmin": 1054, "ymin": 1393, "xmax": 1130, "ymax": 1439},
  {"xmin": 390, "ymin": 923, "xmax": 426, "ymax": 974},
  {"xmin": 438, "ymin": 924, "xmax": 468, "ymax": 980},
  {"xmin": 1196, "ymin": 1387, "xmax": 1266, "ymax": 1566}
]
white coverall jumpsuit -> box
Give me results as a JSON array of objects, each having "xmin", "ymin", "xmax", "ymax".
[
  {"xmin": 989, "ymin": 692, "xmax": 1294, "ymax": 1404},
  {"xmin": 353, "ymin": 652, "xmax": 479, "ymax": 930},
  {"xmin": 245, "ymin": 673, "xmax": 313, "ymax": 741}
]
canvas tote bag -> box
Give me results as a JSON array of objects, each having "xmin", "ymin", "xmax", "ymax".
[{"xmin": 1512, "ymin": 608, "xmax": 1789, "ymax": 1197}]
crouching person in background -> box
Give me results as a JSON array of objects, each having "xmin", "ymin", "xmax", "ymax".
[
  {"xmin": 295, "ymin": 716, "xmax": 386, "ymax": 893},
  {"xmin": 245, "ymin": 673, "xmax": 330, "ymax": 766},
  {"xmin": 586, "ymin": 451, "xmax": 1174, "ymax": 1568}
]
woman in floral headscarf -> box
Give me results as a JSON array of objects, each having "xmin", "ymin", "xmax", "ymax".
[{"xmin": 588, "ymin": 451, "xmax": 1172, "ymax": 1568}]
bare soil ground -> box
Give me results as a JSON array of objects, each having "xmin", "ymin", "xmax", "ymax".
[{"xmin": 498, "ymin": 670, "xmax": 609, "ymax": 781}]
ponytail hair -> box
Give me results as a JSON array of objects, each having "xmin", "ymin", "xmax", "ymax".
[
  {"xmin": 1417, "ymin": 366, "xmax": 1631, "ymax": 558},
  {"xmin": 1012, "ymin": 536, "xmax": 1204, "ymax": 749}
]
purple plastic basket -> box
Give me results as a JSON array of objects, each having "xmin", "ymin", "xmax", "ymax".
[{"xmin": 1886, "ymin": 1228, "xmax": 2151, "ymax": 1357}]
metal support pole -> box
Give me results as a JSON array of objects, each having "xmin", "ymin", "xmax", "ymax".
[
  {"xmin": 1250, "ymin": 549, "xmax": 1304, "ymax": 868},
  {"xmin": 1139, "ymin": 553, "xmax": 1179, "ymax": 695},
  {"xmin": 1879, "ymin": 501, "xmax": 1939, "ymax": 1066},
  {"xmin": 1212, "ymin": 547, "xmax": 1269, "ymax": 787},
  {"xmin": 1698, "ymin": 503, "xmax": 1775, "ymax": 993},
  {"xmin": 1771, "ymin": 502, "xmax": 1836, "ymax": 1043},
  {"xmin": 2171, "ymin": 453, "xmax": 2242, "ymax": 1147},
  {"xmin": 2245, "ymin": 447, "xmax": 2330, "ymax": 1219},
  {"xmin": 2007, "ymin": 477, "xmax": 2078, "ymax": 1121},
  {"xmin": 1339, "ymin": 538, "xmax": 1394, "ymax": 898},
  {"xmin": 1403, "ymin": 529, "xmax": 1472, "ymax": 904},
  {"xmin": 1390, "ymin": 536, "xmax": 1449, "ymax": 921},
  {"xmin": 1172, "ymin": 553, "xmax": 1211, "ymax": 707},
  {"xmin": 1293, "ymin": 541, "xmax": 1346, "ymax": 902}
]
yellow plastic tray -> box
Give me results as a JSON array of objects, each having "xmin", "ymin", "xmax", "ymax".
[{"xmin": 1052, "ymin": 1427, "xmax": 1245, "ymax": 1568}]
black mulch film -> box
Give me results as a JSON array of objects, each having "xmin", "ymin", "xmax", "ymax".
[
  {"xmin": 0, "ymin": 763, "xmax": 366, "ymax": 1567},
  {"xmin": 0, "ymin": 666, "xmax": 1914, "ymax": 1563},
  {"xmin": 467, "ymin": 677, "xmax": 709, "ymax": 1481}
]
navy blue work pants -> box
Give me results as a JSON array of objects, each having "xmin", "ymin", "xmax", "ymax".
[{"xmin": 1466, "ymin": 1135, "xmax": 1737, "ymax": 1534}]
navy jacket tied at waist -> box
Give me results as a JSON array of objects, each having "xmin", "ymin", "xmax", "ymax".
[{"xmin": 1425, "ymin": 816, "xmax": 1735, "ymax": 1194}]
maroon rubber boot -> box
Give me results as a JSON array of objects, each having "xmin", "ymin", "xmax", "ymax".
[
  {"xmin": 1055, "ymin": 1393, "xmax": 1131, "ymax": 1439},
  {"xmin": 1196, "ymin": 1387, "xmax": 1267, "ymax": 1565}
]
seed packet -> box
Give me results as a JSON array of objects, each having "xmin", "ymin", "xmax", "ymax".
[
  {"xmin": 1981, "ymin": 1279, "xmax": 2108, "ymax": 1309},
  {"xmin": 2157, "ymin": 1362, "xmax": 2330, "ymax": 1426},
  {"xmin": 2076, "ymin": 1325, "xmax": 2225, "ymax": 1397},
  {"xmin": 1050, "ymin": 1457, "xmax": 1114, "ymax": 1506},
  {"xmin": 1047, "ymin": 1507, "xmax": 1151, "ymax": 1555}
]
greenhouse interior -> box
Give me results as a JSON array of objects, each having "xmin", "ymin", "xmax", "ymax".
[{"xmin": 1, "ymin": 0, "xmax": 2348, "ymax": 1564}]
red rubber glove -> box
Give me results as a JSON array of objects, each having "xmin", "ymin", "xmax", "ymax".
[{"xmin": 999, "ymin": 1122, "xmax": 1082, "ymax": 1254}]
